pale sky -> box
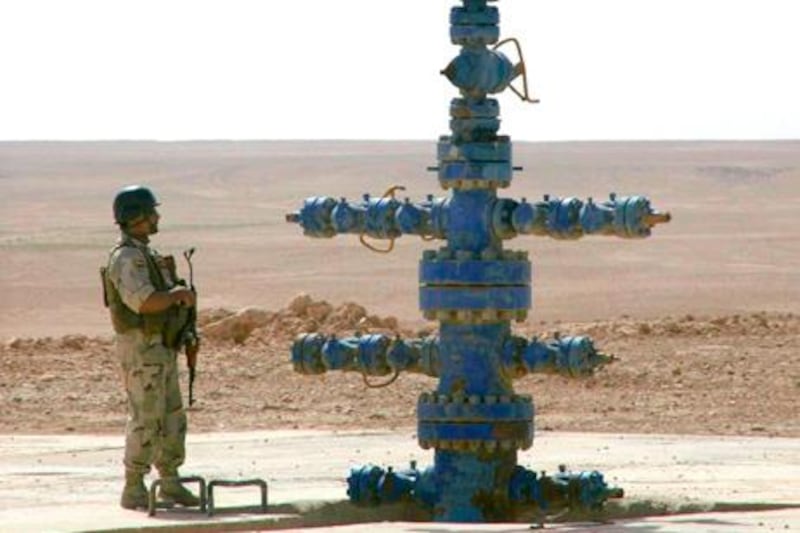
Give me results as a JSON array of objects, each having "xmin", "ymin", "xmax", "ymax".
[{"xmin": 1, "ymin": 0, "xmax": 798, "ymax": 141}]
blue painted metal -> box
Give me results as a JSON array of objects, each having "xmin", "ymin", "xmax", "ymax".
[
  {"xmin": 286, "ymin": 0, "xmax": 669, "ymax": 522},
  {"xmin": 291, "ymin": 333, "xmax": 440, "ymax": 377},
  {"xmin": 347, "ymin": 462, "xmax": 437, "ymax": 509},
  {"xmin": 501, "ymin": 334, "xmax": 613, "ymax": 378},
  {"xmin": 347, "ymin": 461, "xmax": 623, "ymax": 519},
  {"xmin": 508, "ymin": 464, "xmax": 625, "ymax": 512}
]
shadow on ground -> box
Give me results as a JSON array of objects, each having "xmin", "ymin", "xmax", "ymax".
[{"xmin": 107, "ymin": 498, "xmax": 800, "ymax": 532}]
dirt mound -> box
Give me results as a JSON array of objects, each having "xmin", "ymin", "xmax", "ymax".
[
  {"xmin": 1, "ymin": 292, "xmax": 409, "ymax": 353},
  {"xmin": 526, "ymin": 311, "xmax": 800, "ymax": 341},
  {"xmin": 4, "ymin": 334, "xmax": 111, "ymax": 352},
  {"xmin": 200, "ymin": 293, "xmax": 410, "ymax": 345}
]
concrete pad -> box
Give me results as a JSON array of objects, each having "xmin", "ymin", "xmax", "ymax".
[
  {"xmin": 0, "ymin": 430, "xmax": 798, "ymax": 532},
  {"xmin": 279, "ymin": 508, "xmax": 800, "ymax": 532}
]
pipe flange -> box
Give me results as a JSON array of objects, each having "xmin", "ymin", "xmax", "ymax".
[
  {"xmin": 440, "ymin": 178, "xmax": 510, "ymax": 190},
  {"xmin": 423, "ymin": 309, "xmax": 528, "ymax": 323},
  {"xmin": 438, "ymin": 136, "xmax": 510, "ymax": 161},
  {"xmin": 422, "ymin": 248, "xmax": 529, "ymax": 262},
  {"xmin": 419, "ymin": 248, "xmax": 531, "ymax": 322},
  {"xmin": 418, "ymin": 392, "xmax": 534, "ymax": 420},
  {"xmin": 419, "ymin": 392, "xmax": 532, "ymax": 406},
  {"xmin": 417, "ymin": 392, "xmax": 534, "ymax": 450},
  {"xmin": 419, "ymin": 437, "xmax": 532, "ymax": 452}
]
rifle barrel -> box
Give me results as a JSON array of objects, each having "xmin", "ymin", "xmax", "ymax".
[{"xmin": 189, "ymin": 366, "xmax": 196, "ymax": 406}]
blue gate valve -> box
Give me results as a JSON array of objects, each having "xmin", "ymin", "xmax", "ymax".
[
  {"xmin": 292, "ymin": 333, "xmax": 440, "ymax": 378},
  {"xmin": 347, "ymin": 462, "xmax": 438, "ymax": 509},
  {"xmin": 287, "ymin": 193, "xmax": 449, "ymax": 241},
  {"xmin": 492, "ymin": 193, "xmax": 670, "ymax": 240},
  {"xmin": 285, "ymin": 0, "xmax": 669, "ymax": 522},
  {"xmin": 347, "ymin": 462, "xmax": 622, "ymax": 516},
  {"xmin": 441, "ymin": 48, "xmax": 521, "ymax": 98},
  {"xmin": 509, "ymin": 465, "xmax": 624, "ymax": 513},
  {"xmin": 501, "ymin": 334, "xmax": 612, "ymax": 378}
]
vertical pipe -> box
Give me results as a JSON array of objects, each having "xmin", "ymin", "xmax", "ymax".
[
  {"xmin": 433, "ymin": 449, "xmax": 517, "ymax": 521},
  {"xmin": 436, "ymin": 322, "xmax": 511, "ymax": 395}
]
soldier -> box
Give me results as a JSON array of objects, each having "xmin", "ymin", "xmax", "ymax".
[{"xmin": 102, "ymin": 185, "xmax": 201, "ymax": 510}]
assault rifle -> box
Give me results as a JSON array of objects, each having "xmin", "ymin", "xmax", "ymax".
[{"xmin": 182, "ymin": 247, "xmax": 199, "ymax": 406}]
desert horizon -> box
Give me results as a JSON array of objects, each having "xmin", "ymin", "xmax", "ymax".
[{"xmin": 1, "ymin": 139, "xmax": 798, "ymax": 339}]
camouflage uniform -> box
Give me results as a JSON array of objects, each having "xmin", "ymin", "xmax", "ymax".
[{"xmin": 106, "ymin": 233, "xmax": 187, "ymax": 476}]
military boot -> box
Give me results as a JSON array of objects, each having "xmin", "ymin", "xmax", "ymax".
[
  {"xmin": 120, "ymin": 470, "xmax": 148, "ymax": 510},
  {"xmin": 157, "ymin": 469, "xmax": 200, "ymax": 507}
]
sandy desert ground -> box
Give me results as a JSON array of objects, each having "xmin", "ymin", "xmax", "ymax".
[{"xmin": 0, "ymin": 140, "xmax": 798, "ymax": 437}]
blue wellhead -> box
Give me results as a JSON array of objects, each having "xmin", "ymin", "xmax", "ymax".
[{"xmin": 286, "ymin": 0, "xmax": 669, "ymax": 522}]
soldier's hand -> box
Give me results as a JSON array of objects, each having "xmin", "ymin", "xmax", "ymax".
[
  {"xmin": 170, "ymin": 287, "xmax": 196, "ymax": 307},
  {"xmin": 186, "ymin": 339, "xmax": 200, "ymax": 366},
  {"xmin": 186, "ymin": 338, "xmax": 200, "ymax": 358}
]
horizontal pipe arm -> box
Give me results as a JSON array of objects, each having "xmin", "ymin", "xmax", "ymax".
[
  {"xmin": 493, "ymin": 193, "xmax": 670, "ymax": 240},
  {"xmin": 502, "ymin": 333, "xmax": 612, "ymax": 378},
  {"xmin": 286, "ymin": 195, "xmax": 448, "ymax": 241},
  {"xmin": 510, "ymin": 464, "xmax": 624, "ymax": 512},
  {"xmin": 291, "ymin": 333, "xmax": 440, "ymax": 378},
  {"xmin": 347, "ymin": 462, "xmax": 623, "ymax": 513}
]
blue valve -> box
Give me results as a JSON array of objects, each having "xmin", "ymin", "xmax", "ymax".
[
  {"xmin": 442, "ymin": 48, "xmax": 519, "ymax": 97},
  {"xmin": 502, "ymin": 335, "xmax": 612, "ymax": 378},
  {"xmin": 509, "ymin": 465, "xmax": 623, "ymax": 512},
  {"xmin": 489, "ymin": 194, "xmax": 670, "ymax": 240}
]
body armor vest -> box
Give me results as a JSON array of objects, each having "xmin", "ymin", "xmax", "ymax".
[{"xmin": 101, "ymin": 237, "xmax": 186, "ymax": 344}]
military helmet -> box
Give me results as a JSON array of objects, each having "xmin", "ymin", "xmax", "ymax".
[{"xmin": 113, "ymin": 185, "xmax": 160, "ymax": 226}]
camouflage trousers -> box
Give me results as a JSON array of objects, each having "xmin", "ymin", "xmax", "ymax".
[{"xmin": 117, "ymin": 330, "xmax": 187, "ymax": 475}]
